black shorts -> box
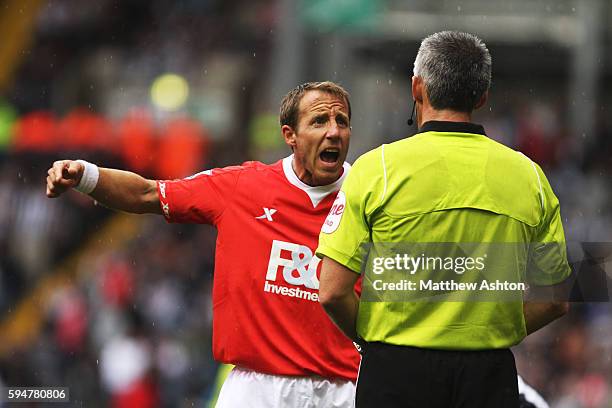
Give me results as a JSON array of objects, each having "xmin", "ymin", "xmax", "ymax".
[{"xmin": 355, "ymin": 342, "xmax": 519, "ymax": 408}]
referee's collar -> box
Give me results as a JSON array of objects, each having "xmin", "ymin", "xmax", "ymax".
[{"xmin": 419, "ymin": 121, "xmax": 486, "ymax": 136}]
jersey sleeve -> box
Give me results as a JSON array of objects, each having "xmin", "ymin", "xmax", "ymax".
[
  {"xmin": 528, "ymin": 163, "xmax": 571, "ymax": 286},
  {"xmin": 316, "ymin": 148, "xmax": 383, "ymax": 273},
  {"xmin": 157, "ymin": 166, "xmax": 241, "ymax": 225}
]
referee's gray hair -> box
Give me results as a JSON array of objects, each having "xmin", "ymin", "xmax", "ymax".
[{"xmin": 413, "ymin": 31, "xmax": 491, "ymax": 112}]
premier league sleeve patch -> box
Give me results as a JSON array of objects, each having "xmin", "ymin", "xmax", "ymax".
[{"xmin": 322, "ymin": 191, "xmax": 346, "ymax": 234}]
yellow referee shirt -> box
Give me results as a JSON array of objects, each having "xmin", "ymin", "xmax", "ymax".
[{"xmin": 317, "ymin": 121, "xmax": 570, "ymax": 350}]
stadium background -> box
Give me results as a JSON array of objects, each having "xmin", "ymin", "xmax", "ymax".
[{"xmin": 0, "ymin": 0, "xmax": 611, "ymax": 406}]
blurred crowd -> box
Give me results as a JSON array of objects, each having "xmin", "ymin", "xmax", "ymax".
[
  {"xmin": 0, "ymin": 0, "xmax": 611, "ymax": 407},
  {"xmin": 0, "ymin": 198, "xmax": 219, "ymax": 406}
]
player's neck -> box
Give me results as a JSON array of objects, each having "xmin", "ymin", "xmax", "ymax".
[
  {"xmin": 292, "ymin": 160, "xmax": 317, "ymax": 186},
  {"xmin": 291, "ymin": 157, "xmax": 340, "ymax": 187}
]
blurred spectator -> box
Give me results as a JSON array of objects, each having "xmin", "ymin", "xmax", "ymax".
[
  {"xmin": 8, "ymin": 186, "xmax": 63, "ymax": 280},
  {"xmin": 11, "ymin": 111, "xmax": 58, "ymax": 153},
  {"xmin": 116, "ymin": 109, "xmax": 157, "ymax": 176},
  {"xmin": 100, "ymin": 326, "xmax": 158, "ymax": 408},
  {"xmin": 155, "ymin": 117, "xmax": 210, "ymax": 179},
  {"xmin": 516, "ymin": 103, "xmax": 564, "ymax": 167},
  {"xmin": 51, "ymin": 286, "xmax": 88, "ymax": 354},
  {"xmin": 99, "ymin": 258, "xmax": 135, "ymax": 309},
  {"xmin": 58, "ymin": 108, "xmax": 115, "ymax": 153}
]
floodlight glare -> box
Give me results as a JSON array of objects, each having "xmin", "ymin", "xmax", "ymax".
[{"xmin": 150, "ymin": 73, "xmax": 189, "ymax": 111}]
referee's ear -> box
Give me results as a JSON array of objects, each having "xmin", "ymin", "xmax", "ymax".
[
  {"xmin": 411, "ymin": 76, "xmax": 424, "ymax": 104},
  {"xmin": 282, "ymin": 124, "xmax": 297, "ymax": 150},
  {"xmin": 474, "ymin": 91, "xmax": 489, "ymax": 110}
]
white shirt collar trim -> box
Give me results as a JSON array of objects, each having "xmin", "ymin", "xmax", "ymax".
[{"xmin": 282, "ymin": 154, "xmax": 351, "ymax": 207}]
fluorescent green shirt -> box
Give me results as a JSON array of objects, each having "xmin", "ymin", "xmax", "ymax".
[{"xmin": 317, "ymin": 121, "xmax": 570, "ymax": 350}]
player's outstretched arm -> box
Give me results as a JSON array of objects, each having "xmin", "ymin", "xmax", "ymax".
[{"xmin": 46, "ymin": 160, "xmax": 162, "ymax": 215}]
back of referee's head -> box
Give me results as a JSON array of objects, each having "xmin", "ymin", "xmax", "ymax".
[{"xmin": 413, "ymin": 31, "xmax": 492, "ymax": 113}]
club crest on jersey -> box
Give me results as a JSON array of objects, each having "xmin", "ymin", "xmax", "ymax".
[{"xmin": 321, "ymin": 191, "xmax": 345, "ymax": 234}]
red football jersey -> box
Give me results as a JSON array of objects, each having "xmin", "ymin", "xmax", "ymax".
[{"xmin": 157, "ymin": 156, "xmax": 360, "ymax": 381}]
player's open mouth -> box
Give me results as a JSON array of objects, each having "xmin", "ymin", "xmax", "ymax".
[{"xmin": 320, "ymin": 148, "xmax": 340, "ymax": 164}]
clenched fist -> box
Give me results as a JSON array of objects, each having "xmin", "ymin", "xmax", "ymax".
[{"xmin": 46, "ymin": 160, "xmax": 84, "ymax": 198}]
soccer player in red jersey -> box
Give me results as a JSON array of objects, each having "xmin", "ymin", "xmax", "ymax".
[{"xmin": 46, "ymin": 82, "xmax": 360, "ymax": 407}]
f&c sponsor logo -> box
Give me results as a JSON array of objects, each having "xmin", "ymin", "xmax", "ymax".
[{"xmin": 263, "ymin": 240, "xmax": 321, "ymax": 302}]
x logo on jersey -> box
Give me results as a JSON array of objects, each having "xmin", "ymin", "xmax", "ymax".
[{"xmin": 256, "ymin": 208, "xmax": 277, "ymax": 222}]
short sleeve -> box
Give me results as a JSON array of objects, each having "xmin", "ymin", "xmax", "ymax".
[
  {"xmin": 157, "ymin": 166, "xmax": 241, "ymax": 225},
  {"xmin": 528, "ymin": 164, "xmax": 571, "ymax": 286},
  {"xmin": 316, "ymin": 149, "xmax": 382, "ymax": 273}
]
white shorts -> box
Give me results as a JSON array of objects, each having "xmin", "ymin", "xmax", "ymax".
[{"xmin": 215, "ymin": 366, "xmax": 356, "ymax": 408}]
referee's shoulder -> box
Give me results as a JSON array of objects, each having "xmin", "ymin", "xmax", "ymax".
[
  {"xmin": 487, "ymin": 137, "xmax": 539, "ymax": 168},
  {"xmin": 351, "ymin": 145, "xmax": 385, "ymax": 170},
  {"xmin": 384, "ymin": 132, "xmax": 429, "ymax": 154}
]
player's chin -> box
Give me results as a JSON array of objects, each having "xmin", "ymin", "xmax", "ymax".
[{"xmin": 315, "ymin": 161, "xmax": 343, "ymax": 184}]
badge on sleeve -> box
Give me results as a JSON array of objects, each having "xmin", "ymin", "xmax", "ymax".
[{"xmin": 322, "ymin": 191, "xmax": 346, "ymax": 234}]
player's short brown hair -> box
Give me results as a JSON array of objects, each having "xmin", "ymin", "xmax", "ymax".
[{"xmin": 279, "ymin": 81, "xmax": 351, "ymax": 130}]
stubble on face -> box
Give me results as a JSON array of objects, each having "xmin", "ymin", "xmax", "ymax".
[{"xmin": 290, "ymin": 91, "xmax": 351, "ymax": 186}]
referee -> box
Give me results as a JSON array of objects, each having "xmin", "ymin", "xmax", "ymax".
[{"xmin": 316, "ymin": 31, "xmax": 570, "ymax": 407}]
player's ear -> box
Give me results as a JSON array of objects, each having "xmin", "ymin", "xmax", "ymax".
[{"xmin": 282, "ymin": 124, "xmax": 297, "ymax": 149}]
